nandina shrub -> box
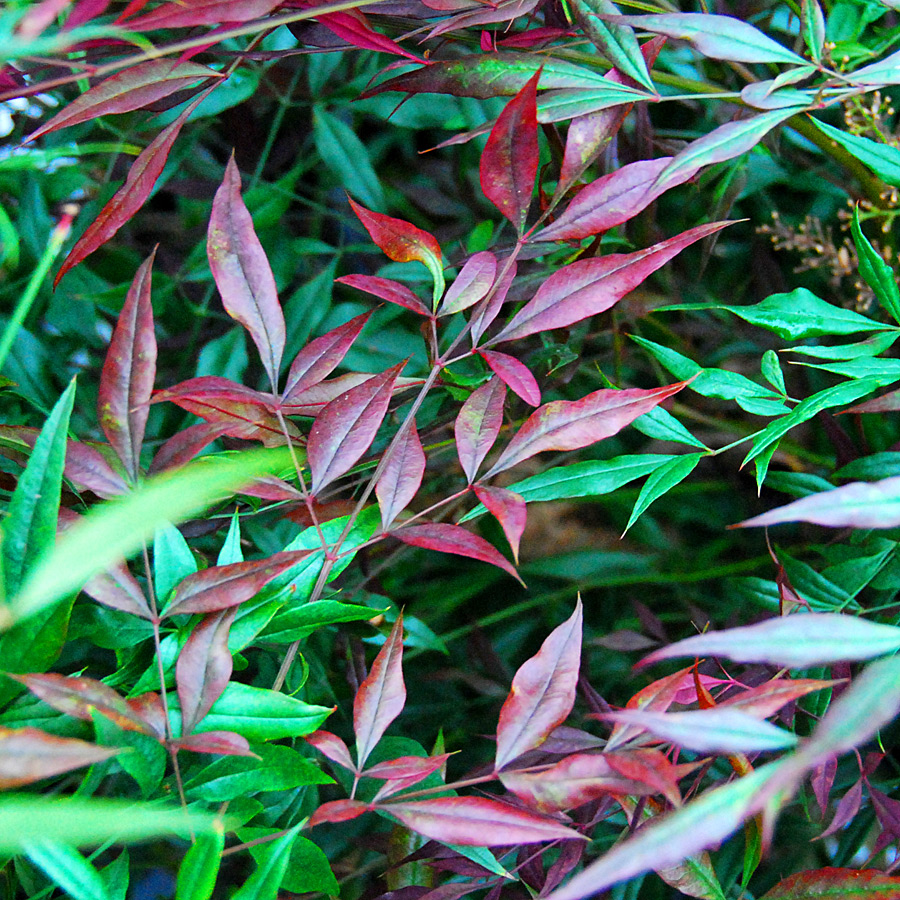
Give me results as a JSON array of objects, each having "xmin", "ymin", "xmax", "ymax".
[{"xmin": 2, "ymin": 1, "xmax": 900, "ymax": 898}]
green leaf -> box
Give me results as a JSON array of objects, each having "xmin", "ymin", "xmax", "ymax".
[
  {"xmin": 625, "ymin": 453, "xmax": 703, "ymax": 532},
  {"xmin": 231, "ymin": 825, "xmax": 302, "ymax": 900},
  {"xmin": 786, "ymin": 331, "xmax": 899, "ymax": 360},
  {"xmin": 761, "ymin": 350, "xmax": 786, "ymax": 395},
  {"xmin": 99, "ymin": 850, "xmax": 129, "ymax": 900},
  {"xmin": 811, "ymin": 119, "xmax": 900, "ymax": 186},
  {"xmin": 851, "ymin": 205, "xmax": 900, "ymax": 323},
  {"xmin": 239, "ymin": 829, "xmax": 339, "ymax": 894},
  {"xmin": 176, "ymin": 828, "xmax": 224, "ymax": 900},
  {"xmin": 314, "ymin": 107, "xmax": 385, "ymax": 212},
  {"xmin": 154, "ymin": 522, "xmax": 197, "ymax": 609},
  {"xmin": 1, "ymin": 379, "xmax": 76, "ymax": 598},
  {"xmin": 186, "ymin": 743, "xmax": 332, "ymax": 801},
  {"xmin": 0, "ymin": 795, "xmax": 217, "ymax": 852},
  {"xmin": 632, "ymin": 405, "xmax": 709, "ymax": 449},
  {"xmin": 835, "ymin": 452, "xmax": 900, "ymax": 480},
  {"xmin": 9, "ymin": 446, "xmax": 295, "ymax": 627},
  {"xmin": 24, "ymin": 840, "xmax": 110, "ymax": 900},
  {"xmin": 262, "ymin": 600, "xmax": 378, "ymax": 643},
  {"xmin": 217, "ymin": 510, "xmax": 244, "ymax": 566},
  {"xmin": 459, "ymin": 455, "xmax": 677, "ymax": 521},
  {"xmin": 94, "ymin": 714, "xmax": 166, "ymax": 798}
]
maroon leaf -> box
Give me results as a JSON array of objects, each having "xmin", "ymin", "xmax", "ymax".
[
  {"xmin": 538, "ymin": 157, "xmax": 673, "ymax": 242},
  {"xmin": 83, "ymin": 559, "xmax": 153, "ymax": 620},
  {"xmin": 843, "ymin": 388, "xmax": 900, "ymax": 415},
  {"xmin": 470, "ymin": 261, "xmax": 517, "ymax": 346},
  {"xmin": 376, "ymin": 421, "xmax": 426, "ymax": 530},
  {"xmin": 314, "ymin": 10, "xmax": 425, "ymax": 62},
  {"xmin": 354, "ymin": 615, "xmax": 406, "ymax": 769},
  {"xmin": 282, "ymin": 372, "xmax": 422, "ymax": 418},
  {"xmin": 208, "ymin": 156, "xmax": 285, "ymax": 388},
  {"xmin": 348, "ymin": 199, "xmax": 443, "ymax": 303},
  {"xmin": 366, "ymin": 754, "xmax": 453, "ymax": 800},
  {"xmin": 308, "ymin": 362, "xmax": 404, "ymax": 495},
  {"xmin": 761, "ymin": 867, "xmax": 900, "ymax": 899},
  {"xmin": 174, "ymin": 730, "xmax": 256, "ymax": 757},
  {"xmin": 239, "ymin": 475, "xmax": 303, "ymax": 502},
  {"xmin": 0, "ymin": 727, "xmax": 120, "ymax": 788},
  {"xmin": 396, "ymin": 523, "xmax": 522, "ymax": 585},
  {"xmin": 126, "ymin": 692, "xmax": 167, "ymax": 740},
  {"xmin": 282, "ymin": 310, "xmax": 373, "ymax": 403},
  {"xmin": 479, "ymin": 70, "xmax": 540, "ymax": 233},
  {"xmin": 97, "ymin": 250, "xmax": 157, "ymax": 481},
  {"xmin": 495, "ymin": 597, "xmax": 582, "ymax": 769},
  {"xmin": 427, "ymin": 0, "xmax": 540, "ymax": 41},
  {"xmin": 486, "ymin": 382, "xmax": 687, "ymax": 477},
  {"xmin": 65, "ymin": 0, "xmax": 114, "ymax": 29},
  {"xmin": 719, "ymin": 678, "xmax": 838, "ymax": 719},
  {"xmin": 176, "ymin": 608, "xmax": 237, "ymax": 735},
  {"xmin": 474, "ymin": 485, "xmax": 526, "ymax": 564},
  {"xmin": 56, "ymin": 109, "xmax": 198, "ymax": 285},
  {"xmin": 9, "ymin": 673, "xmax": 153, "ymax": 735},
  {"xmin": 439, "ymin": 252, "xmax": 498, "ymax": 316},
  {"xmin": 336, "ymin": 275, "xmax": 431, "ymax": 317},
  {"xmin": 306, "ymin": 730, "xmax": 357, "ymax": 772},
  {"xmin": 25, "ymin": 60, "xmax": 219, "ymax": 144},
  {"xmin": 454, "ymin": 377, "xmax": 507, "ymax": 484},
  {"xmin": 479, "ymin": 349, "xmax": 540, "ymax": 406},
  {"xmin": 492, "ymin": 222, "xmax": 732, "ymax": 343},
  {"xmin": 816, "ymin": 779, "xmax": 863, "ymax": 840},
  {"xmin": 869, "ymin": 785, "xmax": 900, "ymax": 854},
  {"xmin": 308, "ymin": 799, "xmax": 371, "ymax": 826},
  {"xmin": 149, "ymin": 421, "xmax": 233, "ymax": 473},
  {"xmin": 811, "ymin": 756, "xmax": 837, "ymax": 818},
  {"xmin": 122, "ymin": 0, "xmax": 282, "ymax": 29},
  {"xmin": 381, "ymin": 796, "xmax": 584, "ymax": 845},
  {"xmin": 162, "ymin": 550, "xmax": 312, "ymax": 617}
]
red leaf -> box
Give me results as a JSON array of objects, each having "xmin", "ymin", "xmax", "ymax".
[
  {"xmin": 474, "ymin": 485, "xmax": 526, "ymax": 564},
  {"xmin": 719, "ymin": 678, "xmax": 838, "ymax": 719},
  {"xmin": 162, "ymin": 550, "xmax": 312, "ymax": 617},
  {"xmin": 84, "ymin": 560, "xmax": 153, "ymax": 620},
  {"xmin": 454, "ymin": 377, "xmax": 507, "ymax": 484},
  {"xmin": 282, "ymin": 372, "xmax": 422, "ymax": 418},
  {"xmin": 122, "ymin": 0, "xmax": 282, "ymax": 29},
  {"xmin": 308, "ymin": 363, "xmax": 404, "ymax": 495},
  {"xmin": 538, "ymin": 157, "xmax": 674, "ymax": 242},
  {"xmin": 336, "ymin": 275, "xmax": 431, "ymax": 317},
  {"xmin": 479, "ymin": 69, "xmax": 540, "ymax": 233},
  {"xmin": 492, "ymin": 222, "xmax": 732, "ymax": 342},
  {"xmin": 0, "ymin": 727, "xmax": 119, "ymax": 789},
  {"xmin": 97, "ymin": 250, "xmax": 157, "ymax": 481},
  {"xmin": 348, "ymin": 199, "xmax": 443, "ymax": 303},
  {"xmin": 238, "ymin": 475, "xmax": 303, "ymax": 502},
  {"xmin": 396, "ymin": 523, "xmax": 523, "ymax": 585},
  {"xmin": 175, "ymin": 730, "xmax": 257, "ymax": 757},
  {"xmin": 282, "ymin": 310, "xmax": 373, "ymax": 403},
  {"xmin": 470, "ymin": 261, "xmax": 517, "ymax": 346},
  {"xmin": 306, "ymin": 730, "xmax": 357, "ymax": 772},
  {"xmin": 761, "ymin": 867, "xmax": 900, "ymax": 899},
  {"xmin": 376, "ymin": 421, "xmax": 426, "ymax": 530},
  {"xmin": 126, "ymin": 692, "xmax": 167, "ymax": 740},
  {"xmin": 486, "ymin": 382, "xmax": 687, "ymax": 477},
  {"xmin": 427, "ymin": 0, "xmax": 540, "ymax": 41},
  {"xmin": 25, "ymin": 60, "xmax": 218, "ymax": 143},
  {"xmin": 366, "ymin": 753, "xmax": 453, "ymax": 800},
  {"xmin": 308, "ymin": 798, "xmax": 370, "ymax": 826},
  {"xmin": 439, "ymin": 252, "xmax": 498, "ymax": 316},
  {"xmin": 381, "ymin": 796, "xmax": 584, "ymax": 846},
  {"xmin": 208, "ymin": 156, "xmax": 285, "ymax": 388},
  {"xmin": 354, "ymin": 615, "xmax": 406, "ymax": 769},
  {"xmin": 479, "ymin": 349, "xmax": 540, "ymax": 406},
  {"xmin": 495, "ymin": 597, "xmax": 582, "ymax": 769},
  {"xmin": 55, "ymin": 98, "xmax": 198, "ymax": 285},
  {"xmin": 149, "ymin": 421, "xmax": 233, "ymax": 473},
  {"xmin": 315, "ymin": 11, "xmax": 425, "ymax": 62},
  {"xmin": 10, "ymin": 674, "xmax": 153, "ymax": 735},
  {"xmin": 65, "ymin": 0, "xmax": 114, "ymax": 29},
  {"xmin": 176, "ymin": 608, "xmax": 237, "ymax": 735}
]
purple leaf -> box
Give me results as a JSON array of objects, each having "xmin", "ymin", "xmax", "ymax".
[
  {"xmin": 306, "ymin": 730, "xmax": 357, "ymax": 772},
  {"xmin": 175, "ymin": 730, "xmax": 256, "ymax": 757},
  {"xmin": 397, "ymin": 523, "xmax": 523, "ymax": 585},
  {"xmin": 480, "ymin": 70, "xmax": 540, "ymax": 233},
  {"xmin": 97, "ymin": 250, "xmax": 157, "ymax": 482},
  {"xmin": 381, "ymin": 796, "xmax": 585, "ymax": 846},
  {"xmin": 486, "ymin": 381, "xmax": 687, "ymax": 477},
  {"xmin": 738, "ymin": 476, "xmax": 900, "ymax": 529},
  {"xmin": 538, "ymin": 157, "xmax": 673, "ymax": 242},
  {"xmin": 336, "ymin": 275, "xmax": 432, "ymax": 317},
  {"xmin": 282, "ymin": 310, "xmax": 373, "ymax": 403},
  {"xmin": 149, "ymin": 421, "xmax": 233, "ymax": 474},
  {"xmin": 495, "ymin": 597, "xmax": 582, "ymax": 769},
  {"xmin": 439, "ymin": 252, "xmax": 498, "ymax": 316},
  {"xmin": 176, "ymin": 607, "xmax": 237, "ymax": 735},
  {"xmin": 354, "ymin": 615, "xmax": 406, "ymax": 769},
  {"xmin": 455, "ymin": 377, "xmax": 507, "ymax": 484},
  {"xmin": 810, "ymin": 756, "xmax": 837, "ymax": 818},
  {"xmin": 816, "ymin": 779, "xmax": 862, "ymax": 839},
  {"xmin": 492, "ymin": 222, "xmax": 731, "ymax": 343},
  {"xmin": 122, "ymin": 0, "xmax": 282, "ymax": 29},
  {"xmin": 639, "ymin": 613, "xmax": 900, "ymax": 669},
  {"xmin": 479, "ymin": 349, "xmax": 540, "ymax": 406},
  {"xmin": 365, "ymin": 754, "xmax": 453, "ymax": 801},
  {"xmin": 376, "ymin": 421, "xmax": 426, "ymax": 530},
  {"xmin": 84, "ymin": 560, "xmax": 153, "ymax": 620},
  {"xmin": 470, "ymin": 261, "xmax": 517, "ymax": 346},
  {"xmin": 208, "ymin": 156, "xmax": 285, "ymax": 388},
  {"xmin": 162, "ymin": 550, "xmax": 312, "ymax": 617},
  {"xmin": 308, "ymin": 362, "xmax": 404, "ymax": 495},
  {"xmin": 473, "ymin": 485, "xmax": 526, "ymax": 564},
  {"xmin": 25, "ymin": 60, "xmax": 219, "ymax": 143}
]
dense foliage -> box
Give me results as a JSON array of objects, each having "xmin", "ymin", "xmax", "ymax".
[{"xmin": 2, "ymin": 0, "xmax": 900, "ymax": 898}]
